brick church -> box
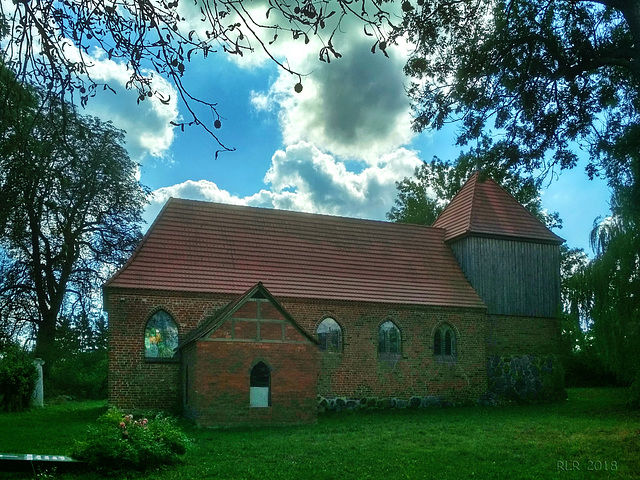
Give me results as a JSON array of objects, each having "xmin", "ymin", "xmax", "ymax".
[{"xmin": 103, "ymin": 172, "xmax": 563, "ymax": 426}]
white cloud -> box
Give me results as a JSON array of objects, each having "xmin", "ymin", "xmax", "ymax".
[
  {"xmin": 265, "ymin": 142, "xmax": 422, "ymax": 217},
  {"xmin": 0, "ymin": 3, "xmax": 180, "ymax": 164},
  {"xmin": 145, "ymin": 141, "xmax": 422, "ymax": 227},
  {"xmin": 145, "ymin": 179, "xmax": 258, "ymax": 225},
  {"xmin": 250, "ymin": 36, "xmax": 413, "ymax": 160},
  {"xmin": 171, "ymin": 0, "xmax": 412, "ymax": 160},
  {"xmin": 81, "ymin": 50, "xmax": 179, "ymax": 163},
  {"xmin": 138, "ymin": 2, "xmax": 420, "ymax": 224}
]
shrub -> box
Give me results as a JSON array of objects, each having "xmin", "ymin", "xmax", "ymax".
[
  {"xmin": 0, "ymin": 341, "xmax": 37, "ymax": 412},
  {"xmin": 562, "ymin": 346, "xmax": 622, "ymax": 388},
  {"xmin": 72, "ymin": 407, "xmax": 190, "ymax": 472},
  {"xmin": 47, "ymin": 349, "xmax": 108, "ymax": 399}
]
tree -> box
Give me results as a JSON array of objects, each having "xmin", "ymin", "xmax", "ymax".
[
  {"xmin": 0, "ymin": 340, "xmax": 38, "ymax": 412},
  {"xmin": 0, "ymin": 0, "xmax": 392, "ymax": 151},
  {"xmin": 387, "ymin": 150, "xmax": 560, "ymax": 229},
  {"xmin": 567, "ymin": 161, "xmax": 640, "ymax": 399},
  {"xmin": 47, "ymin": 312, "xmax": 109, "ymax": 399},
  {"xmin": 0, "ymin": 68, "xmax": 148, "ymax": 371},
  {"xmin": 400, "ymin": 0, "xmax": 639, "ymax": 188},
  {"xmin": 0, "ymin": 253, "xmax": 39, "ymax": 343},
  {"xmin": 557, "ymin": 245, "xmax": 619, "ymax": 388}
]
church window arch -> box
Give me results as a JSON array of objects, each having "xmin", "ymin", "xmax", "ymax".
[
  {"xmin": 250, "ymin": 361, "xmax": 271, "ymax": 408},
  {"xmin": 144, "ymin": 310, "xmax": 178, "ymax": 359},
  {"xmin": 434, "ymin": 323, "xmax": 457, "ymax": 359},
  {"xmin": 378, "ymin": 320, "xmax": 401, "ymax": 357},
  {"xmin": 317, "ymin": 317, "xmax": 343, "ymax": 353}
]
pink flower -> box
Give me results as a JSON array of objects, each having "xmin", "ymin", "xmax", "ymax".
[{"xmin": 119, "ymin": 422, "xmax": 125, "ymax": 428}]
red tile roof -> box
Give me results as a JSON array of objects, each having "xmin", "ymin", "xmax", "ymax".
[
  {"xmin": 432, "ymin": 172, "xmax": 564, "ymax": 244},
  {"xmin": 105, "ymin": 199, "xmax": 485, "ymax": 309}
]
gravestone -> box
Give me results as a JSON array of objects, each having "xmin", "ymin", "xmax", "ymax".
[
  {"xmin": 31, "ymin": 358, "xmax": 44, "ymax": 407},
  {"xmin": 0, "ymin": 453, "xmax": 83, "ymax": 472}
]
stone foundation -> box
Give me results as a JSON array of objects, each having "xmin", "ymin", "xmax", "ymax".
[
  {"xmin": 487, "ymin": 354, "xmax": 565, "ymax": 403},
  {"xmin": 317, "ymin": 394, "xmax": 454, "ymax": 412}
]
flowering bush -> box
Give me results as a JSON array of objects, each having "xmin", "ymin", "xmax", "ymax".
[{"xmin": 72, "ymin": 407, "xmax": 190, "ymax": 472}]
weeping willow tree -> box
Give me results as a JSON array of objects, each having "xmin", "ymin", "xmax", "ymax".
[{"xmin": 570, "ymin": 156, "xmax": 640, "ymax": 403}]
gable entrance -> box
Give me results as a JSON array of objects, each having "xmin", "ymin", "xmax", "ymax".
[{"xmin": 179, "ymin": 283, "xmax": 319, "ymax": 426}]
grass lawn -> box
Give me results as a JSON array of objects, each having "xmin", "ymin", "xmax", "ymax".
[{"xmin": 1, "ymin": 388, "xmax": 639, "ymax": 479}]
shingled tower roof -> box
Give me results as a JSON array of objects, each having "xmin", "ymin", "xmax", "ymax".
[
  {"xmin": 432, "ymin": 172, "xmax": 564, "ymax": 244},
  {"xmin": 104, "ymin": 199, "xmax": 485, "ymax": 309}
]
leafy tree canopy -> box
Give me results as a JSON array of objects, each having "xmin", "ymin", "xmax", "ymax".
[
  {"xmin": 0, "ymin": 65, "xmax": 148, "ymax": 369},
  {"xmin": 400, "ymin": 0, "xmax": 639, "ymax": 190},
  {"xmin": 567, "ymin": 160, "xmax": 640, "ymax": 401}
]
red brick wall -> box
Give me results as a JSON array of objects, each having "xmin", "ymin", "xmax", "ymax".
[
  {"xmin": 486, "ymin": 314, "xmax": 561, "ymax": 356},
  {"xmin": 190, "ymin": 341, "xmax": 318, "ymax": 426},
  {"xmin": 106, "ymin": 288, "xmax": 560, "ymax": 415},
  {"xmin": 106, "ymin": 288, "xmax": 235, "ymax": 412},
  {"xmin": 279, "ymin": 299, "xmax": 489, "ymax": 401}
]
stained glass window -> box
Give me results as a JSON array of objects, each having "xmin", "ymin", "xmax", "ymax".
[{"xmin": 145, "ymin": 310, "xmax": 178, "ymax": 358}]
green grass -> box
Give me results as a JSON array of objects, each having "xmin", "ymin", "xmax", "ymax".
[{"xmin": 1, "ymin": 389, "xmax": 639, "ymax": 479}]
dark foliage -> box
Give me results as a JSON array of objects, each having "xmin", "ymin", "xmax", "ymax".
[
  {"xmin": 0, "ymin": 340, "xmax": 37, "ymax": 412},
  {"xmin": 560, "ymin": 159, "xmax": 640, "ymax": 400},
  {"xmin": 399, "ymin": 0, "xmax": 640, "ymax": 183},
  {"xmin": 46, "ymin": 315, "xmax": 108, "ymax": 399},
  {"xmin": 563, "ymin": 347, "xmax": 622, "ymax": 388}
]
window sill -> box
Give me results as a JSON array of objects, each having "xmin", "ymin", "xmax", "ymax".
[
  {"xmin": 144, "ymin": 357, "xmax": 179, "ymax": 364},
  {"xmin": 435, "ymin": 355, "xmax": 457, "ymax": 364},
  {"xmin": 378, "ymin": 354, "xmax": 402, "ymax": 365}
]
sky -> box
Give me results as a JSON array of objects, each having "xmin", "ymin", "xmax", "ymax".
[{"xmin": 75, "ymin": 5, "xmax": 612, "ymax": 256}]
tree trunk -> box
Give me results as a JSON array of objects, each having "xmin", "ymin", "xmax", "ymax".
[{"xmin": 33, "ymin": 314, "xmax": 56, "ymax": 379}]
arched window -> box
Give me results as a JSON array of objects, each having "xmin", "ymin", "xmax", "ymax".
[
  {"xmin": 250, "ymin": 362, "xmax": 271, "ymax": 408},
  {"xmin": 434, "ymin": 324, "xmax": 457, "ymax": 358},
  {"xmin": 144, "ymin": 310, "xmax": 178, "ymax": 358},
  {"xmin": 317, "ymin": 318, "xmax": 342, "ymax": 353},
  {"xmin": 378, "ymin": 320, "xmax": 401, "ymax": 356}
]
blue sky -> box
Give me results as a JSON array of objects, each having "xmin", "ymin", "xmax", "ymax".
[{"xmin": 77, "ymin": 13, "xmax": 611, "ymax": 256}]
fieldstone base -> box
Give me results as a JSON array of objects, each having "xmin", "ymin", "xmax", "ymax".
[
  {"xmin": 487, "ymin": 354, "xmax": 566, "ymax": 403},
  {"xmin": 317, "ymin": 354, "xmax": 566, "ymax": 412},
  {"xmin": 317, "ymin": 394, "xmax": 452, "ymax": 412}
]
